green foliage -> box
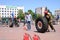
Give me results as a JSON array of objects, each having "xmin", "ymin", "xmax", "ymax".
[
  {"xmin": 2, "ymin": 17, "xmax": 7, "ymax": 20},
  {"xmin": 28, "ymin": 10, "xmax": 34, "ymax": 16},
  {"xmin": 28, "ymin": 10, "xmax": 36, "ymax": 20},
  {"xmin": 17, "ymin": 9, "xmax": 25, "ymax": 20},
  {"xmin": 28, "ymin": 10, "xmax": 43, "ymax": 20},
  {"xmin": 32, "ymin": 13, "xmax": 42, "ymax": 20},
  {"xmin": 37, "ymin": 14, "xmax": 42, "ymax": 18},
  {"xmin": 32, "ymin": 13, "xmax": 37, "ymax": 20},
  {"xmin": 18, "ymin": 9, "xmax": 23, "ymax": 14},
  {"xmin": 51, "ymin": 15, "xmax": 54, "ymax": 19}
]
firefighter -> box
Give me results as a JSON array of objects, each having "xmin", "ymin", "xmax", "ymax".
[{"xmin": 44, "ymin": 10, "xmax": 56, "ymax": 32}]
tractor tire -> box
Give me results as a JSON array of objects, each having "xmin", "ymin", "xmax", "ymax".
[{"xmin": 35, "ymin": 17, "xmax": 48, "ymax": 33}]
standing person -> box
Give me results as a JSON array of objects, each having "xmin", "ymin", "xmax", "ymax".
[
  {"xmin": 6, "ymin": 19, "xmax": 8, "ymax": 25},
  {"xmin": 44, "ymin": 10, "xmax": 56, "ymax": 32},
  {"xmin": 27, "ymin": 12, "xmax": 32, "ymax": 30},
  {"xmin": 56, "ymin": 15, "xmax": 59, "ymax": 24},
  {"xmin": 9, "ymin": 12, "xmax": 14, "ymax": 27},
  {"xmin": 18, "ymin": 18, "xmax": 21, "ymax": 26},
  {"xmin": 17, "ymin": 18, "xmax": 20, "ymax": 27}
]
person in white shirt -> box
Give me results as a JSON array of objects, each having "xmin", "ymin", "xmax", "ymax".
[{"xmin": 27, "ymin": 12, "xmax": 32, "ymax": 30}]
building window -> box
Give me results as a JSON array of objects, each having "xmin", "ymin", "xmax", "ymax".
[
  {"xmin": 5, "ymin": 11, "xmax": 6, "ymax": 12},
  {"xmin": 15, "ymin": 14, "xmax": 16, "ymax": 15},
  {"xmin": 2, "ymin": 8, "xmax": 4, "ymax": 10},
  {"xmin": 10, "ymin": 11, "xmax": 11, "ymax": 12},
  {"xmin": 5, "ymin": 8, "xmax": 6, "ymax": 10},
  {"xmin": 15, "ymin": 11, "xmax": 16, "ymax": 12},
  {"xmin": 2, "ymin": 11, "xmax": 4, "ymax": 12},
  {"xmin": 7, "ymin": 11, "xmax": 9, "ymax": 12},
  {"xmin": 12, "ymin": 9, "xmax": 14, "ymax": 10},
  {"xmin": 15, "ymin": 9, "xmax": 16, "ymax": 10},
  {"xmin": 2, "ymin": 13, "xmax": 4, "ymax": 15}
]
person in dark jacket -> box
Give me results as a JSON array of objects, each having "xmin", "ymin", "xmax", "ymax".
[
  {"xmin": 44, "ymin": 10, "xmax": 56, "ymax": 32},
  {"xmin": 56, "ymin": 15, "xmax": 59, "ymax": 24}
]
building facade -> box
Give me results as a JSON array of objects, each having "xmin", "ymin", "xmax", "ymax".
[
  {"xmin": 35, "ymin": 7, "xmax": 47, "ymax": 16},
  {"xmin": 0, "ymin": 5, "xmax": 24, "ymax": 18},
  {"xmin": 55, "ymin": 9, "xmax": 60, "ymax": 20},
  {"xmin": 55, "ymin": 9, "xmax": 60, "ymax": 16}
]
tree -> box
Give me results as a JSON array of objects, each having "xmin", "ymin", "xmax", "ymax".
[
  {"xmin": 28, "ymin": 10, "xmax": 35, "ymax": 20},
  {"xmin": 17, "ymin": 9, "xmax": 25, "ymax": 20},
  {"xmin": 36, "ymin": 14, "xmax": 42, "ymax": 18},
  {"xmin": 32, "ymin": 13, "xmax": 37, "ymax": 20}
]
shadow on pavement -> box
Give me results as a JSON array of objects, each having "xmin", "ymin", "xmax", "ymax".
[{"xmin": 34, "ymin": 31, "xmax": 51, "ymax": 33}]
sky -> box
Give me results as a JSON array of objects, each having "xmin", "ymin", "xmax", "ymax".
[{"xmin": 0, "ymin": 0, "xmax": 60, "ymax": 14}]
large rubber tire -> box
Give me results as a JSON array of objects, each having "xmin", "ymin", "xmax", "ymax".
[{"xmin": 35, "ymin": 17, "xmax": 48, "ymax": 33}]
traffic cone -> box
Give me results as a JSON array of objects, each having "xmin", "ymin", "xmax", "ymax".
[
  {"xmin": 33, "ymin": 34, "xmax": 40, "ymax": 40},
  {"xmin": 23, "ymin": 33, "xmax": 32, "ymax": 40}
]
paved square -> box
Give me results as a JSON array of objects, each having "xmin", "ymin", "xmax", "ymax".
[{"xmin": 0, "ymin": 22, "xmax": 60, "ymax": 40}]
